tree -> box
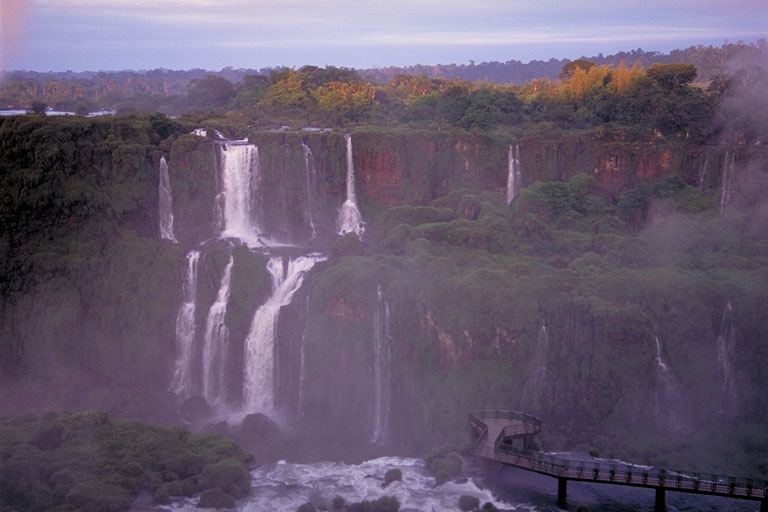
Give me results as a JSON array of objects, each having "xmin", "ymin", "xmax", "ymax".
[
  {"xmin": 27, "ymin": 101, "xmax": 47, "ymax": 114},
  {"xmin": 560, "ymin": 59, "xmax": 596, "ymax": 81},
  {"xmin": 646, "ymin": 63, "xmax": 697, "ymax": 91},
  {"xmin": 186, "ymin": 75, "xmax": 236, "ymax": 108}
]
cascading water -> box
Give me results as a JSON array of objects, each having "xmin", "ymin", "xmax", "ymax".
[
  {"xmin": 652, "ymin": 334, "xmax": 686, "ymax": 430},
  {"xmin": 302, "ymin": 142, "xmax": 317, "ymax": 240},
  {"xmin": 337, "ymin": 134, "xmax": 365, "ymax": 237},
  {"xmin": 716, "ymin": 302, "xmax": 738, "ymax": 414},
  {"xmin": 243, "ymin": 255, "xmax": 323, "ymax": 413},
  {"xmin": 158, "ymin": 156, "xmax": 177, "ymax": 242},
  {"xmin": 719, "ymin": 151, "xmax": 735, "ymax": 214},
  {"xmin": 698, "ymin": 152, "xmax": 709, "ymax": 191},
  {"xmin": 201, "ymin": 255, "xmax": 234, "ymax": 408},
  {"xmin": 520, "ymin": 324, "xmax": 549, "ymax": 410},
  {"xmin": 506, "ymin": 142, "xmax": 522, "ymax": 204},
  {"xmin": 371, "ymin": 284, "xmax": 392, "ymax": 444},
  {"xmin": 298, "ymin": 296, "xmax": 310, "ymax": 418},
  {"xmin": 169, "ymin": 250, "xmax": 200, "ymax": 398},
  {"xmin": 218, "ymin": 142, "xmax": 263, "ymax": 246}
]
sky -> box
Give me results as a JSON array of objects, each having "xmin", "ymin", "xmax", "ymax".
[{"xmin": 1, "ymin": 0, "xmax": 767, "ymax": 72}]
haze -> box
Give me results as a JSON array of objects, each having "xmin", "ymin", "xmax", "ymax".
[{"xmin": 2, "ymin": 0, "xmax": 767, "ymax": 72}]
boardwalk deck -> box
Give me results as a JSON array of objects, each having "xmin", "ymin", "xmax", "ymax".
[{"xmin": 469, "ymin": 410, "xmax": 768, "ymax": 511}]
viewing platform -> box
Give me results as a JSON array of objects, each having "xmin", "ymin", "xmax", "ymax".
[{"xmin": 469, "ymin": 410, "xmax": 768, "ymax": 511}]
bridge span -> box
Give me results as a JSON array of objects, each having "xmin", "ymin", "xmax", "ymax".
[{"xmin": 469, "ymin": 410, "xmax": 767, "ymax": 511}]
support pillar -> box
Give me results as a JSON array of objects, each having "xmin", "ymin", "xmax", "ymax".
[
  {"xmin": 557, "ymin": 478, "xmax": 567, "ymax": 509},
  {"xmin": 761, "ymin": 499, "xmax": 767, "ymax": 512},
  {"xmin": 654, "ymin": 488, "xmax": 666, "ymax": 512}
]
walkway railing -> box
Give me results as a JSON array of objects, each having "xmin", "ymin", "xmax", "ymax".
[{"xmin": 469, "ymin": 410, "xmax": 768, "ymax": 505}]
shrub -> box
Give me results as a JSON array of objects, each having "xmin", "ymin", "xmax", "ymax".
[
  {"xmin": 198, "ymin": 458, "xmax": 251, "ymax": 497},
  {"xmin": 332, "ymin": 496, "xmax": 346, "ymax": 509},
  {"xmin": 198, "ymin": 488, "xmax": 236, "ymax": 509}
]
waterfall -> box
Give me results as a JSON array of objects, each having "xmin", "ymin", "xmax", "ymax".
[
  {"xmin": 506, "ymin": 143, "xmax": 522, "ymax": 204},
  {"xmin": 302, "ymin": 142, "xmax": 317, "ymax": 240},
  {"xmin": 719, "ymin": 151, "xmax": 735, "ymax": 214},
  {"xmin": 201, "ymin": 254, "xmax": 234, "ymax": 408},
  {"xmin": 243, "ymin": 255, "xmax": 323, "ymax": 413},
  {"xmin": 218, "ymin": 142, "xmax": 263, "ymax": 246},
  {"xmin": 192, "ymin": 128, "xmax": 207, "ymax": 137},
  {"xmin": 698, "ymin": 152, "xmax": 709, "ymax": 191},
  {"xmin": 169, "ymin": 250, "xmax": 200, "ymax": 398},
  {"xmin": 371, "ymin": 284, "xmax": 392, "ymax": 443},
  {"xmin": 652, "ymin": 334, "xmax": 686, "ymax": 430},
  {"xmin": 520, "ymin": 324, "xmax": 548, "ymax": 410},
  {"xmin": 298, "ymin": 296, "xmax": 309, "ymax": 418},
  {"xmin": 158, "ymin": 156, "xmax": 177, "ymax": 242},
  {"xmin": 716, "ymin": 302, "xmax": 738, "ymax": 414},
  {"xmin": 337, "ymin": 134, "xmax": 365, "ymax": 237}
]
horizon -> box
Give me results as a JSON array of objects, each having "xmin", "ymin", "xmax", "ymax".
[{"xmin": 1, "ymin": 0, "xmax": 767, "ymax": 73}]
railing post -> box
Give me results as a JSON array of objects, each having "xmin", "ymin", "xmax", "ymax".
[
  {"xmin": 654, "ymin": 488, "xmax": 666, "ymax": 512},
  {"xmin": 557, "ymin": 478, "xmax": 567, "ymax": 509}
]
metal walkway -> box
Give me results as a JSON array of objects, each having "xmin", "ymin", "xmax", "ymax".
[{"xmin": 469, "ymin": 410, "xmax": 768, "ymax": 511}]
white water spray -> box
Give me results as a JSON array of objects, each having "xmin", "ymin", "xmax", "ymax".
[
  {"xmin": 169, "ymin": 250, "xmax": 200, "ymax": 398},
  {"xmin": 302, "ymin": 142, "xmax": 318, "ymax": 240},
  {"xmin": 652, "ymin": 334, "xmax": 686, "ymax": 430},
  {"xmin": 243, "ymin": 255, "xmax": 323, "ymax": 413},
  {"xmin": 521, "ymin": 324, "xmax": 549, "ymax": 409},
  {"xmin": 371, "ymin": 284, "xmax": 392, "ymax": 443},
  {"xmin": 337, "ymin": 134, "xmax": 365, "ymax": 237},
  {"xmin": 716, "ymin": 302, "xmax": 738, "ymax": 413},
  {"xmin": 158, "ymin": 156, "xmax": 177, "ymax": 242},
  {"xmin": 698, "ymin": 152, "xmax": 709, "ymax": 191},
  {"xmin": 719, "ymin": 151, "xmax": 735, "ymax": 214},
  {"xmin": 201, "ymin": 255, "xmax": 234, "ymax": 407},
  {"xmin": 217, "ymin": 142, "xmax": 263, "ymax": 246},
  {"xmin": 506, "ymin": 143, "xmax": 522, "ymax": 204}
]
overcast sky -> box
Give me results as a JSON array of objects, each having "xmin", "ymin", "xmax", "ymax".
[{"xmin": 2, "ymin": 0, "xmax": 767, "ymax": 72}]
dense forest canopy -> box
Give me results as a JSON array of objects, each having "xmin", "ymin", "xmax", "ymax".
[{"xmin": 1, "ymin": 41, "xmax": 766, "ymax": 137}]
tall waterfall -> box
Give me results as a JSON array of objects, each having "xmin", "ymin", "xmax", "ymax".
[
  {"xmin": 201, "ymin": 255, "xmax": 234, "ymax": 407},
  {"xmin": 506, "ymin": 143, "xmax": 522, "ymax": 204},
  {"xmin": 698, "ymin": 152, "xmax": 709, "ymax": 191},
  {"xmin": 217, "ymin": 142, "xmax": 263, "ymax": 246},
  {"xmin": 243, "ymin": 255, "xmax": 323, "ymax": 413},
  {"xmin": 716, "ymin": 302, "xmax": 738, "ymax": 414},
  {"xmin": 719, "ymin": 151, "xmax": 735, "ymax": 214},
  {"xmin": 520, "ymin": 324, "xmax": 549, "ymax": 410},
  {"xmin": 371, "ymin": 284, "xmax": 392, "ymax": 443},
  {"xmin": 169, "ymin": 250, "xmax": 200, "ymax": 398},
  {"xmin": 298, "ymin": 296, "xmax": 310, "ymax": 418},
  {"xmin": 337, "ymin": 134, "xmax": 365, "ymax": 237},
  {"xmin": 158, "ymin": 156, "xmax": 177, "ymax": 242},
  {"xmin": 652, "ymin": 334, "xmax": 686, "ymax": 430},
  {"xmin": 302, "ymin": 142, "xmax": 317, "ymax": 240}
]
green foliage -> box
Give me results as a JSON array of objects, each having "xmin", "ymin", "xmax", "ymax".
[
  {"xmin": 0, "ymin": 412, "xmax": 246, "ymax": 512},
  {"xmin": 425, "ymin": 444, "xmax": 463, "ymax": 485},
  {"xmin": 331, "ymin": 232, "xmax": 365, "ymax": 257},
  {"xmin": 652, "ymin": 175, "xmax": 687, "ymax": 198},
  {"xmin": 646, "ymin": 63, "xmax": 698, "ymax": 91},
  {"xmin": 198, "ymin": 488, "xmax": 236, "ymax": 509}
]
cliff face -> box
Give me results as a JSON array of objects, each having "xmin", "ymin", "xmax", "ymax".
[{"xmin": 1, "ymin": 116, "xmax": 767, "ymax": 475}]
